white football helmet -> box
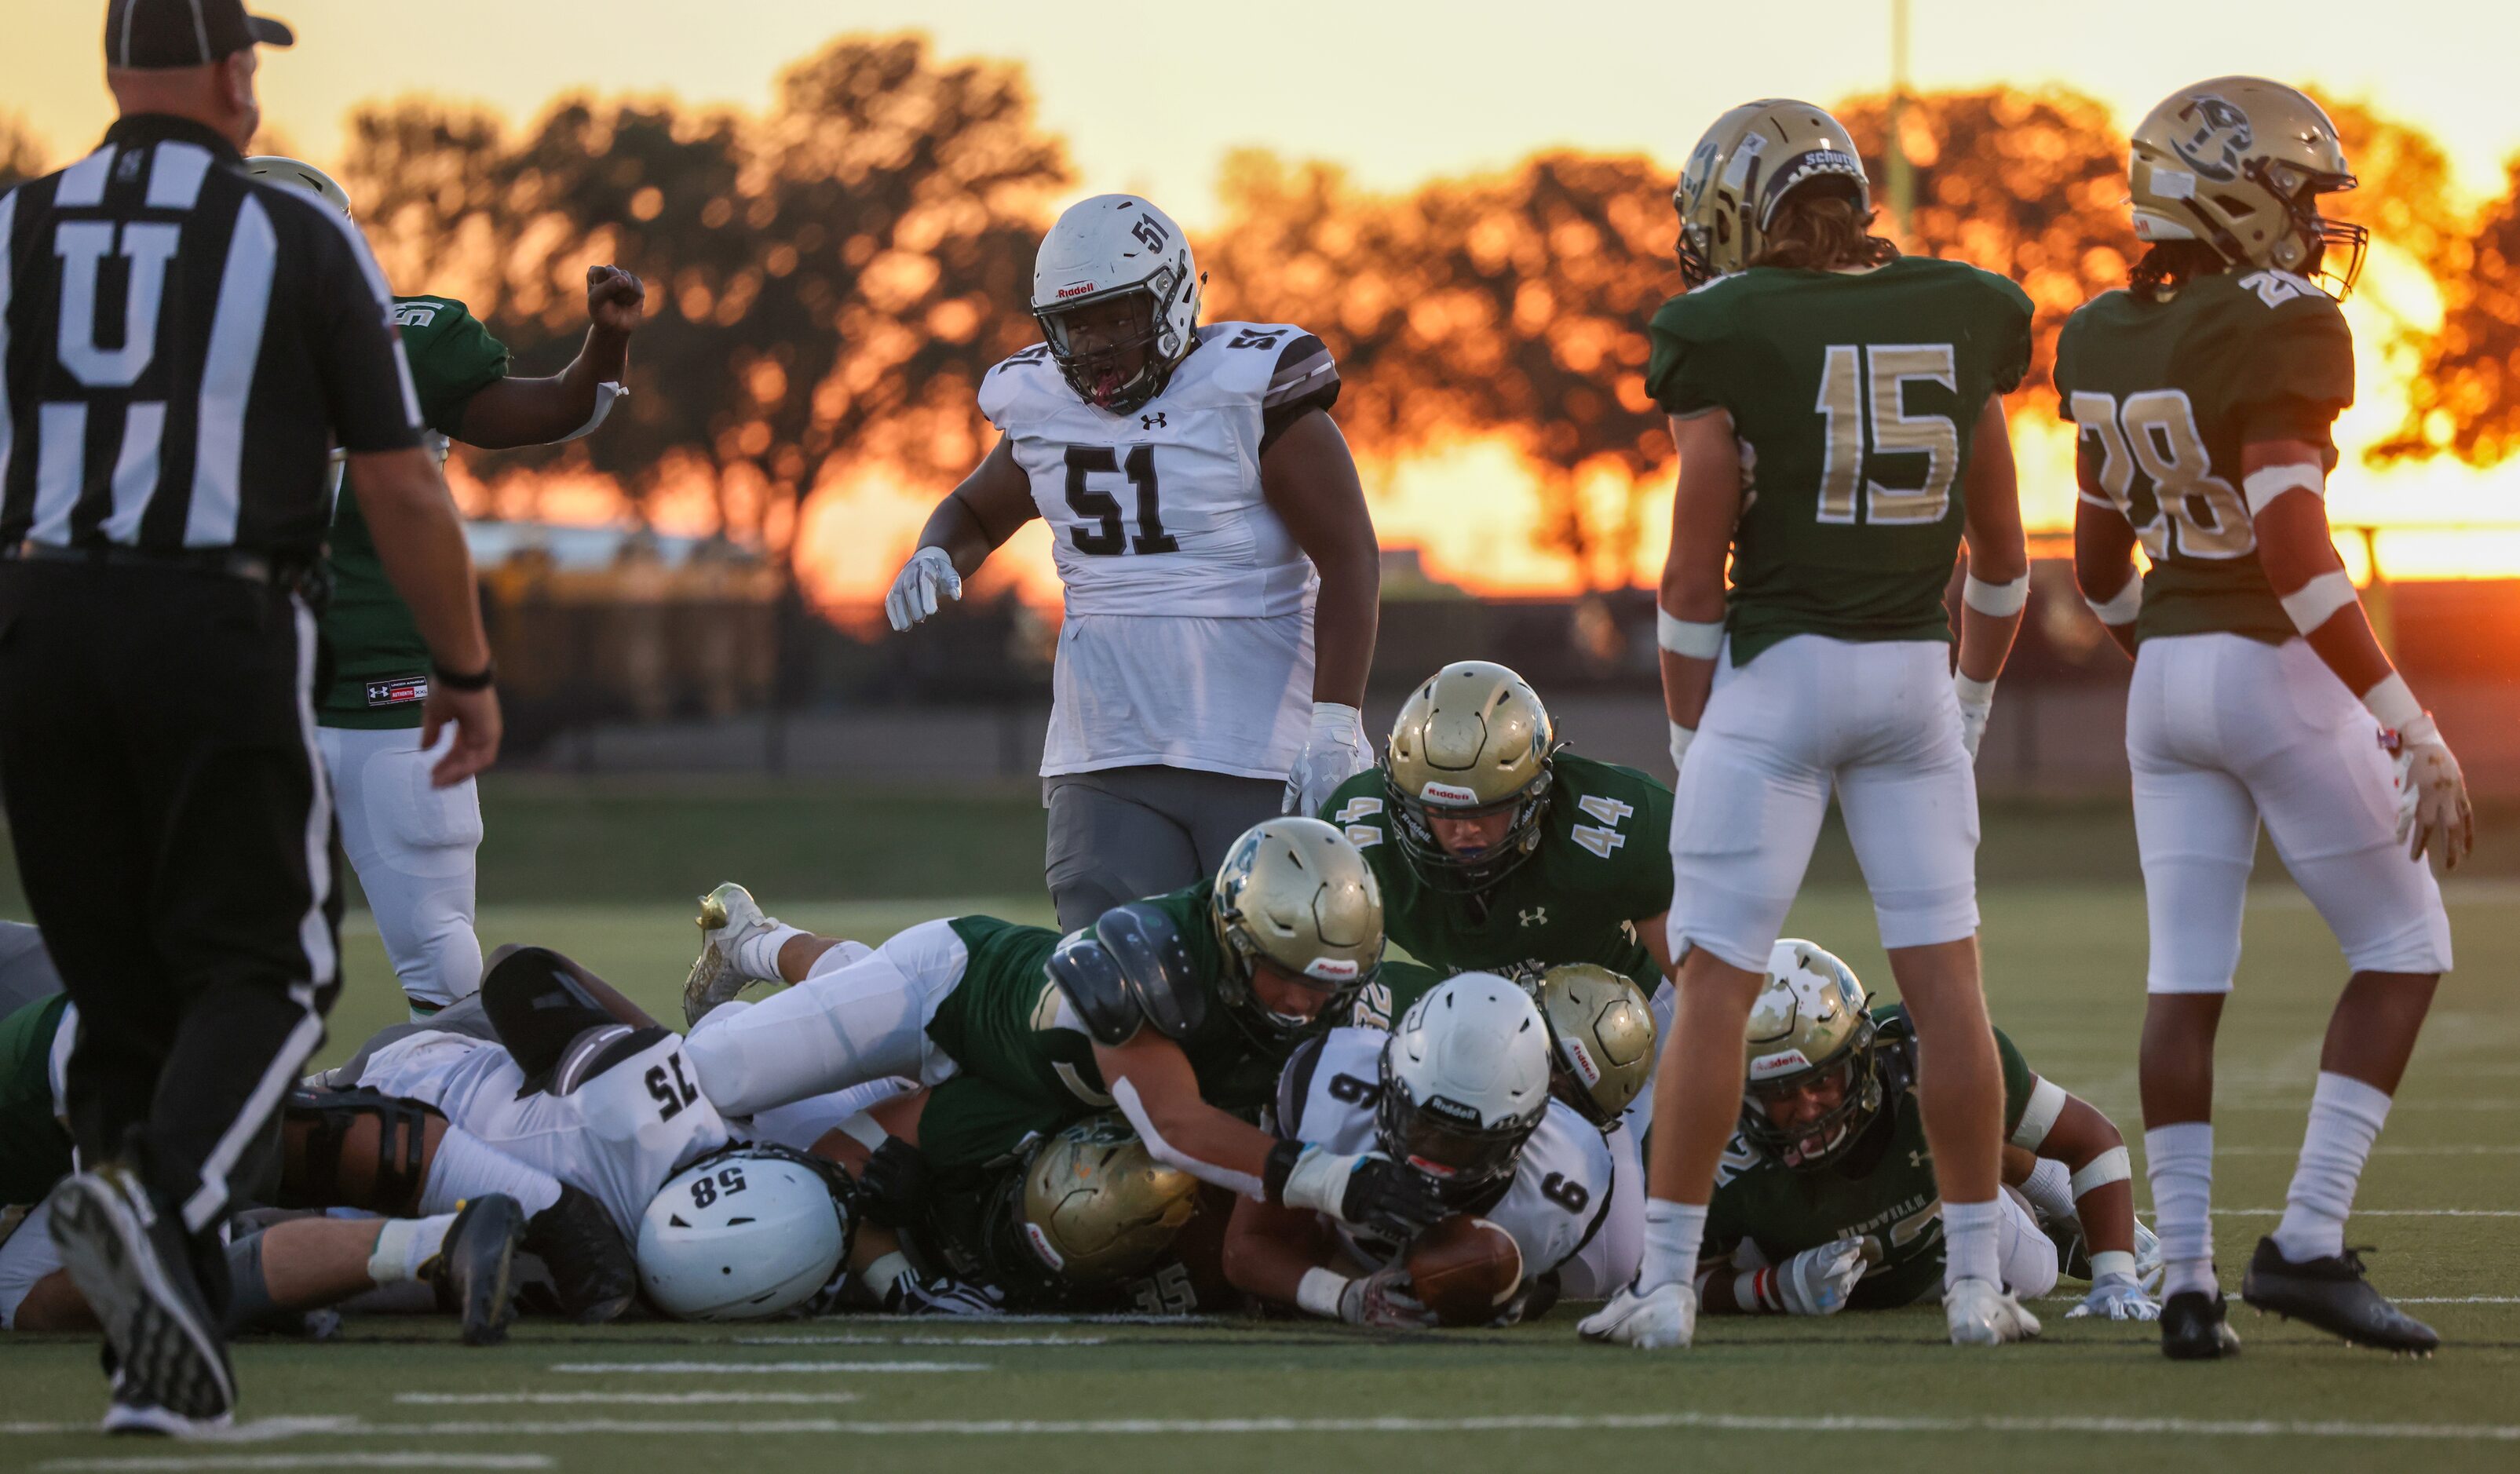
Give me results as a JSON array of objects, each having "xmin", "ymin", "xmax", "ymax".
[
  {"xmin": 1378, "ymin": 973, "xmax": 1552, "ymax": 1203},
  {"xmin": 636, "ymin": 1146, "xmax": 850, "ymax": 1322},
  {"xmin": 243, "ymin": 155, "xmax": 352, "ymax": 216},
  {"xmin": 1030, "ymin": 194, "xmax": 1201, "ymax": 414}
]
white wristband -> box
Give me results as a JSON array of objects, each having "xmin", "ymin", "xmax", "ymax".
[
  {"xmin": 1733, "ymin": 1268, "xmax": 1775, "ymax": 1314},
  {"xmin": 2359, "ymin": 673, "xmax": 2424, "ymax": 735},
  {"xmin": 2009, "ymin": 1077, "xmax": 2068, "ymax": 1150},
  {"xmin": 1954, "ymin": 673, "xmax": 1996, "ymax": 709},
  {"xmin": 2085, "ymin": 575, "xmax": 2142, "ymax": 626},
  {"xmin": 2279, "ymin": 570, "xmax": 2357, "ymax": 634},
  {"xmin": 2241, "ymin": 462, "xmax": 2323, "ymax": 516},
  {"xmin": 1963, "ymin": 573, "xmax": 2030, "ymax": 617},
  {"xmin": 1297, "ymin": 1266, "xmax": 1352, "ymax": 1319},
  {"xmin": 1308, "ymin": 701, "xmax": 1363, "ymax": 740},
  {"xmin": 1279, "ymin": 1145, "xmax": 1354, "ymax": 1217},
  {"xmin": 2087, "ymin": 1250, "xmax": 2138, "ymax": 1284},
  {"xmin": 556, "ymin": 380, "xmax": 628, "ymax": 443},
  {"xmin": 2071, "ymin": 1145, "xmax": 2132, "ymax": 1198},
  {"xmin": 1656, "ymin": 607, "xmax": 1725, "ymax": 660},
  {"xmin": 1667, "ymin": 721, "xmax": 1696, "ymax": 774}
]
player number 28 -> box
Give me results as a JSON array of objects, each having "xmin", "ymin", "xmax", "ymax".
[
  {"xmin": 2069, "ymin": 389, "xmax": 2255, "ymax": 560},
  {"xmin": 1813, "ymin": 343, "xmax": 1960, "ymax": 527}
]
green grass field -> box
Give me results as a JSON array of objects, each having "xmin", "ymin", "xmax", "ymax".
[{"xmin": 4, "ymin": 797, "xmax": 2518, "ymax": 1472}]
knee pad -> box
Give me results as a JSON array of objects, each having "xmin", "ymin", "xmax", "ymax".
[
  {"xmin": 481, "ymin": 947, "xmax": 612, "ymax": 1080},
  {"xmin": 282, "ymin": 1087, "xmax": 441, "ymax": 1213}
]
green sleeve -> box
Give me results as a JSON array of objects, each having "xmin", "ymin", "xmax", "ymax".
[
  {"xmin": 2051, "ymin": 310, "xmax": 2084, "ymax": 419},
  {"xmin": 1992, "ymin": 1026, "xmax": 2036, "ymax": 1137},
  {"xmin": 2235, "ymin": 294, "xmax": 2353, "ymax": 454},
  {"xmin": 915, "ymin": 1077, "xmax": 1066, "ymax": 1180},
  {"xmin": 1979, "ymin": 270, "xmax": 2036, "ymax": 396},
  {"xmin": 393, "ymin": 296, "xmax": 510, "ymax": 437},
  {"xmin": 1615, "ymin": 773, "xmax": 1678, "ymax": 921},
  {"xmin": 1645, "ymin": 290, "xmax": 1728, "ymax": 417}
]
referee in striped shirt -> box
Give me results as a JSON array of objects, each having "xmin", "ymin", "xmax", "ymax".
[{"xmin": 0, "ymin": 2, "xmax": 499, "ymax": 1433}]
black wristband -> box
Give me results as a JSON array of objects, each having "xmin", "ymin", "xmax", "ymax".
[
  {"xmin": 1262, "ymin": 1138, "xmax": 1306, "ymax": 1206},
  {"xmin": 431, "ymin": 657, "xmax": 496, "ymax": 692}
]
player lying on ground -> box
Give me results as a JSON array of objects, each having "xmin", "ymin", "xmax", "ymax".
[
  {"xmin": 244, "ymin": 157, "xmax": 644, "ymax": 1023},
  {"xmin": 2062, "ymin": 76, "xmax": 2466, "ymax": 1361},
  {"xmin": 1225, "ymin": 975, "xmax": 1645, "ymax": 1326},
  {"xmin": 886, "ymin": 193, "xmax": 1380, "ymax": 930},
  {"xmin": 0, "ymin": 994, "xmax": 525, "ymax": 1343},
  {"xmin": 1687, "ymin": 941, "xmax": 2160, "ymax": 1322},
  {"xmin": 681, "ymin": 817, "xmax": 1445, "ymax": 1248},
  {"xmin": 1594, "ymin": 97, "xmax": 2038, "ymax": 1353}
]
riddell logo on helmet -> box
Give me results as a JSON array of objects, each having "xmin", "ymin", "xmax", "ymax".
[
  {"xmin": 1565, "ymin": 1039, "xmax": 1603, "ymax": 1086},
  {"xmin": 1304, "ymin": 958, "xmax": 1360, "ymax": 982},
  {"xmin": 1420, "ymin": 781, "xmax": 1480, "ymax": 805},
  {"xmin": 1056, "ymin": 283, "xmax": 1097, "ymax": 298},
  {"xmin": 1749, "ymin": 1048, "xmax": 1813, "ymax": 1081},
  {"xmin": 1023, "ymin": 1221, "xmax": 1065, "ymax": 1269}
]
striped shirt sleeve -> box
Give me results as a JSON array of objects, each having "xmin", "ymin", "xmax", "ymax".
[{"xmin": 1260, "ymin": 332, "xmax": 1339, "ymax": 454}]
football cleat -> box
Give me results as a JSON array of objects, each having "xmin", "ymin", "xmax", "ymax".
[
  {"xmin": 2241, "ymin": 1237, "xmax": 2438, "ymax": 1355},
  {"xmin": 1577, "ymin": 1279, "xmax": 1697, "ymax": 1349},
  {"xmin": 425, "ymin": 1195, "xmax": 526, "ymax": 1347},
  {"xmin": 2159, "ymin": 1289, "xmax": 2241, "ymax": 1359},
  {"xmin": 525, "ymin": 1184, "xmax": 637, "ymax": 1324},
  {"xmin": 684, "ymin": 882, "xmax": 783, "ymax": 1027},
  {"xmin": 46, "ymin": 1167, "xmax": 236, "ymax": 1428},
  {"xmin": 1945, "ymin": 1276, "xmax": 2040, "ymax": 1345},
  {"xmin": 883, "ymin": 1268, "xmax": 1007, "ymax": 1318}
]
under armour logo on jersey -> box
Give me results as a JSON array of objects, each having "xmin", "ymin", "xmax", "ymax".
[
  {"xmin": 1908, "ymin": 1149, "xmax": 1929, "ymax": 1169},
  {"xmin": 1141, "ymin": 411, "xmax": 1167, "ymax": 429},
  {"xmin": 1519, "ymin": 907, "xmax": 1547, "ymax": 928}
]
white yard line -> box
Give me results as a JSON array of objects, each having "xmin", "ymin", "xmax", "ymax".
[
  {"xmin": 733, "ymin": 1334, "xmax": 1108, "ymax": 1346},
  {"xmin": 396, "ymin": 1392, "xmax": 863, "ymax": 1406},
  {"xmin": 546, "ymin": 1361, "xmax": 986, "ymax": 1375},
  {"xmin": 2209, "ymin": 1208, "xmax": 2520, "ymax": 1217},
  {"xmin": 38, "ymin": 1458, "xmax": 551, "ymax": 1473},
  {"xmin": 2211, "ymin": 1145, "xmax": 2520, "ymax": 1155}
]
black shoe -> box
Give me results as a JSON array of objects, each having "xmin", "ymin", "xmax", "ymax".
[
  {"xmin": 46, "ymin": 1168, "xmax": 236, "ymax": 1428},
  {"xmin": 525, "ymin": 1184, "xmax": 637, "ymax": 1323},
  {"xmin": 2241, "ymin": 1237, "xmax": 2439, "ymax": 1355},
  {"xmin": 2160, "ymin": 1289, "xmax": 2241, "ymax": 1360},
  {"xmin": 882, "ymin": 1268, "xmax": 1006, "ymax": 1318},
  {"xmin": 428, "ymin": 1195, "xmax": 527, "ymax": 1347}
]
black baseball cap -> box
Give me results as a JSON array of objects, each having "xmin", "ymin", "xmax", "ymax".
[{"xmin": 106, "ymin": 0, "xmax": 295, "ymax": 69}]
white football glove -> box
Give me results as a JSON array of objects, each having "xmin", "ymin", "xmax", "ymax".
[
  {"xmin": 1954, "ymin": 673, "xmax": 1996, "ymax": 762},
  {"xmin": 2065, "ymin": 1273, "xmax": 2160, "ymax": 1322},
  {"xmin": 1282, "ymin": 702, "xmax": 1375, "ymax": 817},
  {"xmin": 1339, "ymin": 1264, "xmax": 1435, "ymax": 1329},
  {"xmin": 1578, "ymin": 1279, "xmax": 1697, "ymax": 1349},
  {"xmin": 2390, "ymin": 714, "xmax": 2474, "ymax": 868},
  {"xmin": 884, "ymin": 546, "xmax": 962, "ymax": 632},
  {"xmin": 1748, "ymin": 1236, "xmax": 1867, "ymax": 1316}
]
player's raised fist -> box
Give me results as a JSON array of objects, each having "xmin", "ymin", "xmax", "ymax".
[{"xmin": 586, "ymin": 265, "xmax": 647, "ymax": 334}]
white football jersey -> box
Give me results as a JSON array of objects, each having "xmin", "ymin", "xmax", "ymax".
[
  {"xmin": 978, "ymin": 323, "xmax": 1342, "ymax": 780},
  {"xmin": 1273, "ymin": 1028, "xmax": 1636, "ymax": 1295},
  {"xmin": 356, "ymin": 1027, "xmax": 732, "ymax": 1236}
]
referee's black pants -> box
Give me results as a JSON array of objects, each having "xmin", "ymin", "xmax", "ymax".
[{"xmin": 0, "ymin": 560, "xmax": 341, "ymax": 1315}]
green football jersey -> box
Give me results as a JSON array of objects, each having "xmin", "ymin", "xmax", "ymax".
[
  {"xmin": 319, "ymin": 296, "xmax": 509, "ymax": 729},
  {"xmin": 2054, "ymin": 268, "xmax": 2351, "ymax": 647},
  {"xmin": 1706, "ymin": 1005, "xmax": 2036, "ymax": 1310},
  {"xmin": 1646, "ymin": 257, "xmax": 2035, "ymax": 664},
  {"xmin": 929, "ymin": 881, "xmax": 1293, "ymax": 1121},
  {"xmin": 1324, "ymin": 752, "xmax": 1671, "ymax": 1027},
  {"xmin": 0, "ymin": 994, "xmax": 72, "ymax": 1207}
]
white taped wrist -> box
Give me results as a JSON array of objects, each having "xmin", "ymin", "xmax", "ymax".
[
  {"xmin": 2242, "ymin": 462, "xmax": 2323, "ymax": 516},
  {"xmin": 1954, "ymin": 673, "xmax": 1996, "ymax": 709},
  {"xmin": 2085, "ymin": 575, "xmax": 2142, "ymax": 626},
  {"xmin": 1667, "ymin": 721, "xmax": 1696, "ymax": 775},
  {"xmin": 1280, "ymin": 1146, "xmax": 1355, "ymax": 1217},
  {"xmin": 557, "ymin": 381, "xmax": 628, "ymax": 443},
  {"xmin": 2071, "ymin": 1144, "xmax": 2132, "ymax": 1197},
  {"xmin": 1656, "ymin": 607, "xmax": 1725, "ymax": 660},
  {"xmin": 2360, "ymin": 673, "xmax": 2424, "ymax": 735},
  {"xmin": 1733, "ymin": 1268, "xmax": 1774, "ymax": 1314},
  {"xmin": 1963, "ymin": 573, "xmax": 2030, "ymax": 617},
  {"xmin": 2010, "ymin": 1077, "xmax": 2068, "ymax": 1150},
  {"xmin": 1297, "ymin": 1266, "xmax": 1352, "ymax": 1319},
  {"xmin": 836, "ymin": 1112, "xmax": 889, "ymax": 1154},
  {"xmin": 2279, "ymin": 570, "xmax": 2357, "ymax": 633},
  {"xmin": 2087, "ymin": 1250, "xmax": 2138, "ymax": 1284}
]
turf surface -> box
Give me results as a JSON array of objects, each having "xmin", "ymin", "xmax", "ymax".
[{"xmin": 5, "ymin": 881, "xmax": 2518, "ymax": 1472}]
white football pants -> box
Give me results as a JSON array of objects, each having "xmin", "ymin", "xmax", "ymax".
[
  {"xmin": 318, "ymin": 725, "xmax": 484, "ymax": 1010},
  {"xmin": 1669, "ymin": 637, "xmax": 1980, "ymax": 972},
  {"xmin": 2127, "ymin": 633, "xmax": 2452, "ymax": 993},
  {"xmin": 684, "ymin": 920, "xmax": 970, "ymax": 1119},
  {"xmin": 1992, "ymin": 1185, "xmax": 2059, "ymax": 1300}
]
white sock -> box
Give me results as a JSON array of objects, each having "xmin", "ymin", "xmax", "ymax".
[
  {"xmin": 2019, "ymin": 1157, "xmax": 2077, "ymax": 1223},
  {"xmin": 2146, "ymin": 1122, "xmax": 2216, "ymax": 1297},
  {"xmin": 1638, "ymin": 1199, "xmax": 1707, "ymax": 1293},
  {"xmin": 2273, "ymin": 1072, "xmax": 2393, "ymax": 1263},
  {"xmin": 422, "ymin": 1126, "xmax": 563, "ymax": 1219},
  {"xmin": 367, "ymin": 1212, "xmax": 457, "ymax": 1285},
  {"xmin": 1941, "ymin": 1199, "xmax": 2002, "ymax": 1289},
  {"xmin": 733, "ymin": 924, "xmax": 806, "ymax": 983},
  {"xmin": 863, "ymin": 1250, "xmax": 914, "ymax": 1299}
]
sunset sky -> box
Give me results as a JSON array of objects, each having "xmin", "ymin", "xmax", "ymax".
[{"xmin": 9, "ymin": 1, "xmax": 2519, "ymax": 600}]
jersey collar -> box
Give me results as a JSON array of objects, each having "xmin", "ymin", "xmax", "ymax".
[{"xmin": 101, "ymin": 114, "xmax": 247, "ymax": 166}]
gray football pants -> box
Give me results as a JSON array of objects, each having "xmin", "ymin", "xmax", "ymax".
[{"xmin": 1043, "ymin": 765, "xmax": 1284, "ymax": 932}]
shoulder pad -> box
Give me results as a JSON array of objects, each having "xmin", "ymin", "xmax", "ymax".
[
  {"xmin": 1046, "ymin": 931, "xmax": 1142, "ymax": 1046},
  {"xmin": 1094, "ymin": 901, "xmax": 1210, "ymax": 1041}
]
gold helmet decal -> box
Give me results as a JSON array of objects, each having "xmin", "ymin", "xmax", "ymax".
[
  {"xmin": 1740, "ymin": 939, "xmax": 1884, "ymax": 1171},
  {"xmin": 1018, "ymin": 1115, "xmax": 1199, "ymax": 1285},
  {"xmin": 1213, "ymin": 817, "xmax": 1385, "ymax": 1041},
  {"xmin": 1382, "ymin": 662, "xmax": 1556, "ymax": 894},
  {"xmin": 1673, "ymin": 99, "xmax": 1868, "ymax": 284},
  {"xmin": 2128, "ymin": 77, "xmax": 2367, "ymax": 297},
  {"xmin": 1536, "ymin": 963, "xmax": 1658, "ymax": 1127}
]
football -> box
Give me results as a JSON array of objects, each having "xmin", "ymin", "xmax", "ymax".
[{"xmin": 1404, "ymin": 1215, "xmax": 1524, "ymax": 1327}]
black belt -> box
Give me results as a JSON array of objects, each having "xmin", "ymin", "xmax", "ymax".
[{"xmin": 6, "ymin": 540, "xmax": 311, "ymax": 588}]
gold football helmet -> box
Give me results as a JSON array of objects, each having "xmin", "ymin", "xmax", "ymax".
[
  {"xmin": 1015, "ymin": 1114, "xmax": 1199, "ymax": 1286},
  {"xmin": 1673, "ymin": 99, "xmax": 1868, "ymax": 285},
  {"xmin": 243, "ymin": 155, "xmax": 353, "ymax": 217},
  {"xmin": 1536, "ymin": 963, "xmax": 1658, "ymax": 1127},
  {"xmin": 2128, "ymin": 77, "xmax": 2366, "ymax": 298},
  {"xmin": 1740, "ymin": 939, "xmax": 1883, "ymax": 1171},
  {"xmin": 1382, "ymin": 662, "xmax": 1556, "ymax": 893},
  {"xmin": 1212, "ymin": 817, "xmax": 1385, "ymax": 1042}
]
